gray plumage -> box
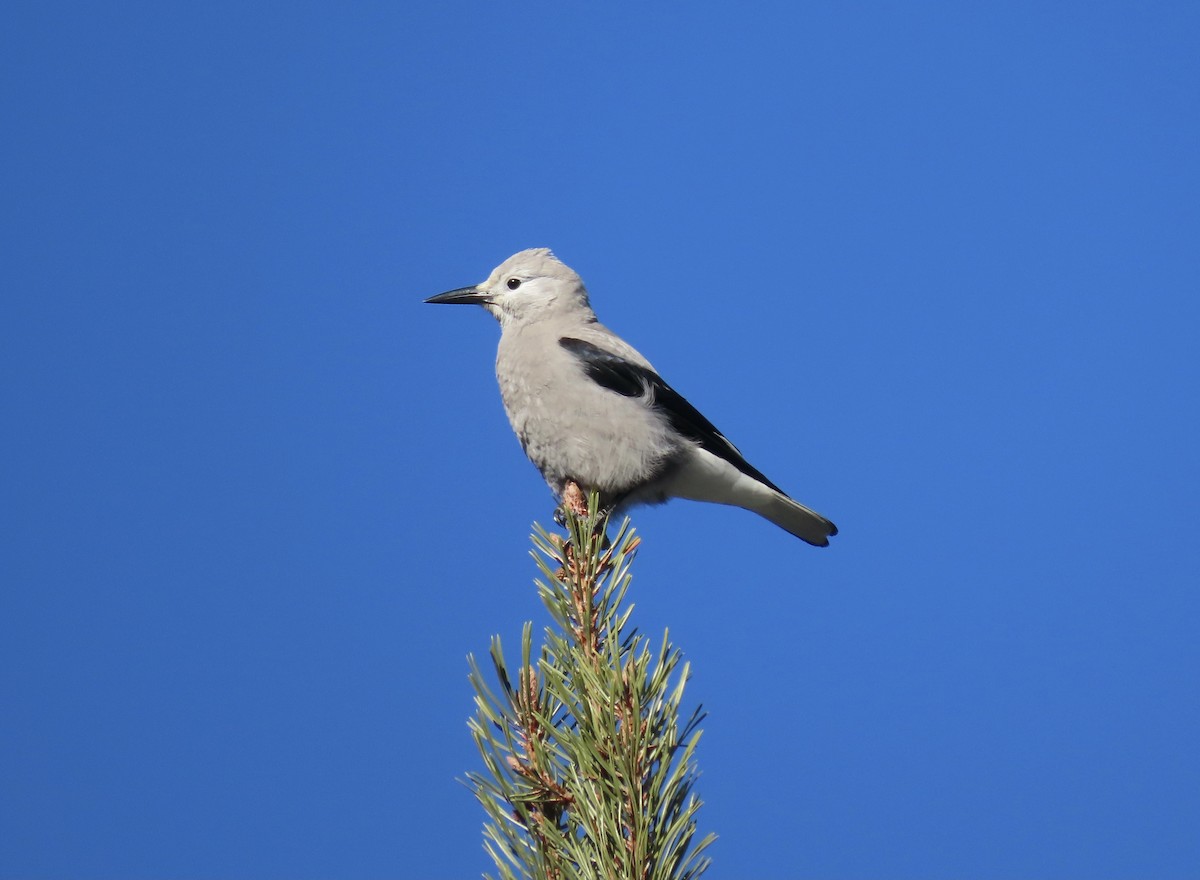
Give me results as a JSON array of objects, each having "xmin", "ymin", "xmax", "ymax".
[{"xmin": 425, "ymin": 248, "xmax": 838, "ymax": 546}]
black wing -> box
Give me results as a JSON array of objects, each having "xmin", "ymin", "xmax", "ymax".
[{"xmin": 559, "ymin": 336, "xmax": 783, "ymax": 493}]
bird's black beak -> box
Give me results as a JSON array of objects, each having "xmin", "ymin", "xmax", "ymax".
[{"xmin": 424, "ymin": 286, "xmax": 492, "ymax": 305}]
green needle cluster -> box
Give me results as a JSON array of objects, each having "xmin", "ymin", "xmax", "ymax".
[{"xmin": 467, "ymin": 496, "xmax": 714, "ymax": 880}]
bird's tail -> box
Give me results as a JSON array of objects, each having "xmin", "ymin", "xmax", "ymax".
[
  {"xmin": 752, "ymin": 490, "xmax": 838, "ymax": 547},
  {"xmin": 663, "ymin": 449, "xmax": 837, "ymax": 546}
]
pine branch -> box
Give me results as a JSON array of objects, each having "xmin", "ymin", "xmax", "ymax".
[{"xmin": 467, "ymin": 495, "xmax": 714, "ymax": 880}]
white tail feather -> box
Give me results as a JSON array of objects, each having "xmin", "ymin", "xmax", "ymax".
[
  {"xmin": 663, "ymin": 448, "xmax": 837, "ymax": 546},
  {"xmin": 753, "ymin": 491, "xmax": 837, "ymax": 546}
]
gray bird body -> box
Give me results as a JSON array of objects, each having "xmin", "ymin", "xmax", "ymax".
[
  {"xmin": 497, "ymin": 317, "xmax": 680, "ymax": 502},
  {"xmin": 426, "ymin": 248, "xmax": 837, "ymax": 546}
]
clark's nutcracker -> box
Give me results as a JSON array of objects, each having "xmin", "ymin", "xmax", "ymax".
[{"xmin": 426, "ymin": 249, "xmax": 838, "ymax": 546}]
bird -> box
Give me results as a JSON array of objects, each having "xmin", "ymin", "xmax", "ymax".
[{"xmin": 425, "ymin": 248, "xmax": 837, "ymax": 546}]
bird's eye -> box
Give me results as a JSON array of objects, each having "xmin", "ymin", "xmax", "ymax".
[{"xmin": 506, "ymin": 277, "xmax": 522, "ymax": 290}]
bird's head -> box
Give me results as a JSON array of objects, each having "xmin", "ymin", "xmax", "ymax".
[{"xmin": 425, "ymin": 248, "xmax": 595, "ymax": 327}]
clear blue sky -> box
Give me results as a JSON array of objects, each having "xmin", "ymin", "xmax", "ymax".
[{"xmin": 2, "ymin": 2, "xmax": 1198, "ymax": 878}]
